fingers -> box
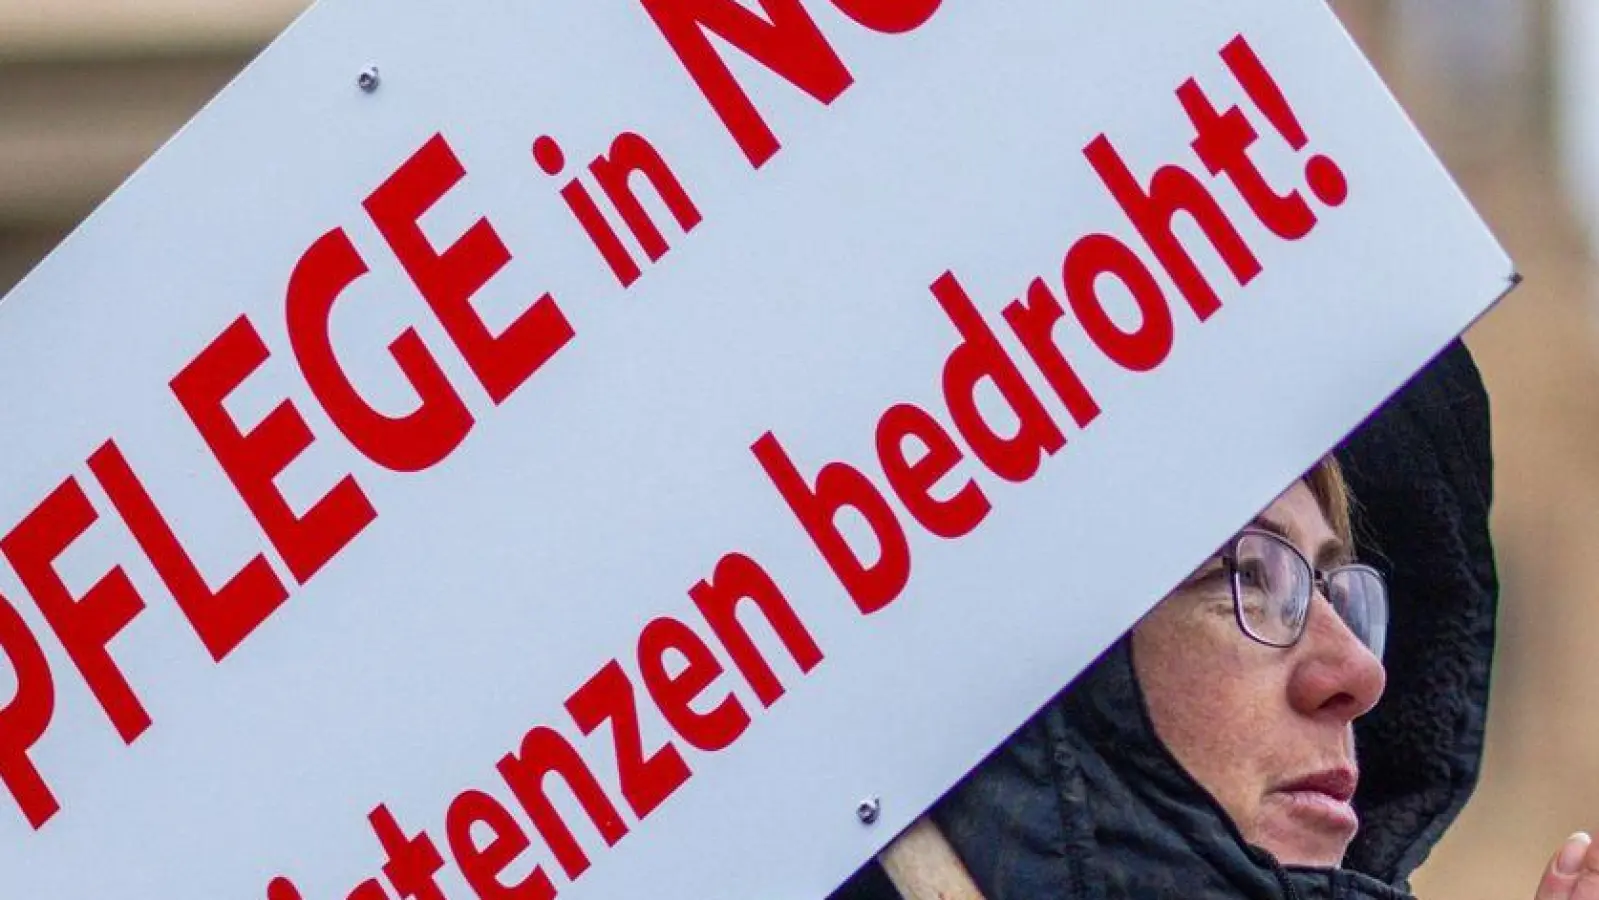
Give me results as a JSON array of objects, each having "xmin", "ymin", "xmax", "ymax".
[
  {"xmin": 1538, "ymin": 833, "xmax": 1595, "ymax": 900},
  {"xmin": 1574, "ymin": 837, "xmax": 1599, "ymax": 900}
]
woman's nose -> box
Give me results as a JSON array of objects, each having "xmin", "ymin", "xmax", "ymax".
[{"xmin": 1286, "ymin": 595, "xmax": 1388, "ymax": 721}]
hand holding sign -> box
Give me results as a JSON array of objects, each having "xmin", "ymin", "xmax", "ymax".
[{"xmin": 1539, "ymin": 834, "xmax": 1599, "ymax": 900}]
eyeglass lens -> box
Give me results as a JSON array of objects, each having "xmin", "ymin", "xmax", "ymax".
[
  {"xmin": 1232, "ymin": 532, "xmax": 1388, "ymax": 657},
  {"xmin": 1327, "ymin": 567, "xmax": 1388, "ymax": 659},
  {"xmin": 1234, "ymin": 533, "xmax": 1312, "ymax": 646}
]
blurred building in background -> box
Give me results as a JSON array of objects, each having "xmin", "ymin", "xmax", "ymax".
[
  {"xmin": 0, "ymin": 0, "xmax": 305, "ymax": 289},
  {"xmin": 0, "ymin": 2, "xmax": 1594, "ymax": 897},
  {"xmin": 1557, "ymin": 0, "xmax": 1599, "ymax": 249}
]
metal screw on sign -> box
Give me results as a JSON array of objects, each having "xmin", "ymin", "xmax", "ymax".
[
  {"xmin": 357, "ymin": 66, "xmax": 381, "ymax": 93},
  {"xmin": 857, "ymin": 797, "xmax": 882, "ymax": 826}
]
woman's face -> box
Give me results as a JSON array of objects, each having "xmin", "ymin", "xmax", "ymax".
[{"xmin": 1131, "ymin": 481, "xmax": 1387, "ymax": 868}]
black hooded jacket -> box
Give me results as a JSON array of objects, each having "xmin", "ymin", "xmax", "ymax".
[{"xmin": 830, "ymin": 340, "xmax": 1497, "ymax": 900}]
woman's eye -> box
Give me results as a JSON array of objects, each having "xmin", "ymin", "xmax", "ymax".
[
  {"xmin": 1180, "ymin": 563, "xmax": 1228, "ymax": 591},
  {"xmin": 1237, "ymin": 559, "xmax": 1271, "ymax": 591}
]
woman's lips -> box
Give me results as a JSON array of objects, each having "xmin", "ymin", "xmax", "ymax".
[
  {"xmin": 1272, "ymin": 769, "xmax": 1360, "ymax": 834},
  {"xmin": 1276, "ymin": 789, "xmax": 1360, "ymax": 834}
]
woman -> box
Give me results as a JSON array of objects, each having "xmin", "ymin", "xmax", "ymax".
[{"xmin": 833, "ymin": 342, "xmax": 1594, "ymax": 899}]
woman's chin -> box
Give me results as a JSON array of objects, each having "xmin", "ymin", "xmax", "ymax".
[{"xmin": 1253, "ymin": 794, "xmax": 1359, "ymax": 868}]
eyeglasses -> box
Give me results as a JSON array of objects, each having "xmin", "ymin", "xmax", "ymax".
[{"xmin": 1219, "ymin": 528, "xmax": 1389, "ymax": 658}]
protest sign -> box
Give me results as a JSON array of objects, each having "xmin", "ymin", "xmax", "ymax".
[{"xmin": 0, "ymin": 1, "xmax": 1514, "ymax": 898}]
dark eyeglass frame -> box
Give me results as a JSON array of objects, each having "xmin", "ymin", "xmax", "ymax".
[{"xmin": 1219, "ymin": 527, "xmax": 1389, "ymax": 657}]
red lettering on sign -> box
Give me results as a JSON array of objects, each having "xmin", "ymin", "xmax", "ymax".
[
  {"xmin": 0, "ymin": 590, "xmax": 56, "ymax": 828},
  {"xmin": 445, "ymin": 789, "xmax": 556, "ymax": 900},
  {"xmin": 1085, "ymin": 134, "xmax": 1260, "ymax": 323},
  {"xmin": 637, "ymin": 0, "xmax": 854, "ymax": 168},
  {"xmin": 565, "ymin": 661, "xmax": 690, "ymax": 822},
  {"xmin": 1002, "ymin": 279, "xmax": 1103, "ymax": 429},
  {"xmin": 1222, "ymin": 35, "xmax": 1348, "ymax": 210},
  {"xmin": 287, "ymin": 228, "xmax": 475, "ymax": 473},
  {"xmin": 369, "ymin": 805, "xmax": 448, "ymax": 900},
  {"xmin": 496, "ymin": 727, "xmax": 628, "ymax": 882},
  {"xmin": 366, "ymin": 134, "xmax": 575, "ymax": 406},
  {"xmin": 752, "ymin": 433, "xmax": 911, "ymax": 615},
  {"xmin": 266, "ymin": 877, "xmax": 390, "ymax": 900},
  {"xmin": 540, "ymin": 135, "xmax": 645, "ymax": 289},
  {"xmin": 638, "ymin": 617, "xmax": 750, "ymax": 752},
  {"xmin": 236, "ymin": 33, "xmax": 1350, "ymax": 897},
  {"xmin": 590, "ymin": 132, "xmax": 704, "ymax": 266},
  {"xmin": 1063, "ymin": 234, "xmax": 1175, "ymax": 373},
  {"xmin": 1179, "ymin": 78, "xmax": 1316, "ymax": 242},
  {"xmin": 932, "ymin": 271, "xmax": 1066, "ymax": 484},
  {"xmin": 88, "ymin": 440, "xmax": 289, "ymax": 663},
  {"xmin": 1178, "ymin": 34, "xmax": 1350, "ymax": 244},
  {"xmin": 876, "ymin": 402, "xmax": 990, "ymax": 539},
  {"xmin": 2, "ymin": 479, "xmax": 149, "ymax": 744},
  {"xmin": 171, "ymin": 315, "xmax": 377, "ymax": 584},
  {"xmin": 830, "ymin": 0, "xmax": 941, "ymax": 33},
  {"xmin": 689, "ymin": 552, "xmax": 823, "ymax": 707}
]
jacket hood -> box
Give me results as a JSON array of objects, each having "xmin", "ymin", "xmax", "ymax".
[
  {"xmin": 832, "ymin": 339, "xmax": 1498, "ymax": 899},
  {"xmin": 1337, "ymin": 339, "xmax": 1497, "ymax": 886},
  {"xmin": 934, "ymin": 636, "xmax": 1416, "ymax": 900}
]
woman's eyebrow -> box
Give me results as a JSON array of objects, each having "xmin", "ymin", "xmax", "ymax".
[
  {"xmin": 1317, "ymin": 538, "xmax": 1353, "ymax": 569},
  {"xmin": 1248, "ymin": 515, "xmax": 1349, "ymax": 568},
  {"xmin": 1248, "ymin": 514, "xmax": 1293, "ymax": 544}
]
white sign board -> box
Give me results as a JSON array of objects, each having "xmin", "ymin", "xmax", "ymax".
[{"xmin": 0, "ymin": 1, "xmax": 1511, "ymax": 898}]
